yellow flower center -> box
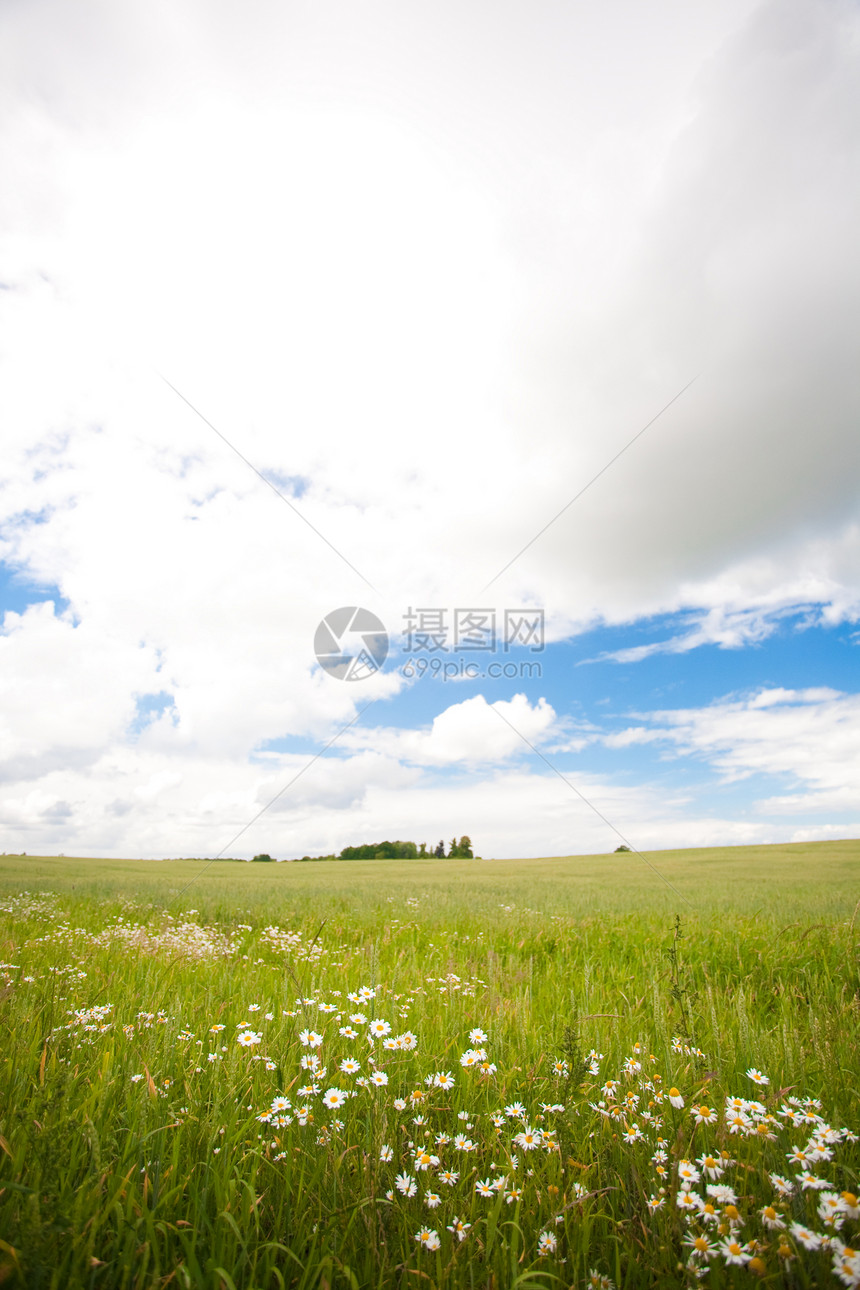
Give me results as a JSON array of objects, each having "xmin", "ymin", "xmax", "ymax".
[{"xmin": 724, "ymin": 1205, "xmax": 740, "ymax": 1220}]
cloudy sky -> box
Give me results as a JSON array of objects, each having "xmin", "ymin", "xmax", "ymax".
[{"xmin": 1, "ymin": 0, "xmax": 858, "ymax": 862}]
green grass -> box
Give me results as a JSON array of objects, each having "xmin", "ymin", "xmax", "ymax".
[{"xmin": 0, "ymin": 841, "xmax": 858, "ymax": 1289}]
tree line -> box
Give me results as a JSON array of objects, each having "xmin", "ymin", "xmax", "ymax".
[{"xmin": 251, "ymin": 836, "xmax": 474, "ymax": 862}]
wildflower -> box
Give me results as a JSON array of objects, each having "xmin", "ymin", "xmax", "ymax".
[
  {"xmin": 505, "ymin": 1101, "xmax": 527, "ymax": 1119},
  {"xmin": 770, "ymin": 1173, "xmax": 795, "ymax": 1196},
  {"xmin": 587, "ymin": 1272, "xmax": 614, "ymax": 1290},
  {"xmin": 790, "ymin": 1223, "xmax": 823, "ymax": 1250},
  {"xmin": 454, "ymin": 1134, "xmax": 476, "ymax": 1152},
  {"xmin": 506, "ymin": 1187, "xmax": 523, "ymax": 1203},
  {"xmin": 693, "ymin": 1105, "xmax": 717, "ymax": 1125},
  {"xmin": 438, "ymin": 1170, "xmax": 459, "ymax": 1186},
  {"xmin": 395, "ymin": 1172, "xmax": 417, "ymax": 1197},
  {"xmin": 718, "ymin": 1239, "xmax": 750, "ymax": 1266},
  {"xmin": 339, "ymin": 1025, "xmax": 358, "ymax": 1039},
  {"xmin": 322, "ymin": 1088, "xmax": 347, "ymax": 1110},
  {"xmin": 668, "ymin": 1088, "xmax": 684, "ymax": 1108},
  {"xmin": 476, "ymin": 1178, "xmax": 495, "ymax": 1197},
  {"xmin": 447, "ymin": 1217, "xmax": 471, "ymax": 1242},
  {"xmin": 237, "ymin": 1030, "xmax": 262, "ymax": 1047},
  {"xmin": 677, "ymin": 1161, "xmax": 701, "ymax": 1185},
  {"xmin": 840, "ymin": 1192, "xmax": 860, "ymax": 1220},
  {"xmin": 746, "ymin": 1068, "xmax": 769, "ymax": 1085},
  {"xmin": 298, "ymin": 1030, "xmax": 323, "ymax": 1048},
  {"xmin": 414, "ymin": 1227, "xmax": 441, "ymax": 1250},
  {"xmin": 433, "ymin": 1071, "xmax": 455, "ymax": 1089},
  {"xmin": 798, "ymin": 1170, "xmax": 832, "ymax": 1190},
  {"xmin": 370, "ymin": 1071, "xmax": 389, "ymax": 1087},
  {"xmin": 676, "ymin": 1191, "xmax": 703, "ymax": 1214},
  {"xmin": 831, "ymin": 1241, "xmax": 860, "ymax": 1288},
  {"xmin": 379, "ymin": 1145, "xmax": 393, "ymax": 1162},
  {"xmin": 393, "ymin": 1098, "xmax": 407, "ymax": 1111},
  {"xmin": 130, "ymin": 1073, "xmax": 143, "ymax": 1083},
  {"xmin": 513, "ymin": 1126, "xmax": 542, "ymax": 1150},
  {"xmin": 761, "ymin": 1204, "xmax": 785, "ymax": 1230},
  {"xmin": 646, "ymin": 1194, "xmax": 664, "ymax": 1213},
  {"xmin": 682, "ymin": 1233, "xmax": 717, "ymax": 1261},
  {"xmin": 819, "ymin": 1192, "xmax": 845, "ymax": 1229},
  {"xmin": 726, "ymin": 1111, "xmax": 752, "ymax": 1135},
  {"xmin": 424, "ymin": 1192, "xmax": 441, "ymax": 1209},
  {"xmin": 706, "ymin": 1183, "xmax": 737, "ymax": 1206},
  {"xmin": 413, "ymin": 1150, "xmax": 439, "ymax": 1172},
  {"xmin": 339, "ymin": 1058, "xmax": 361, "ymax": 1075},
  {"xmin": 368, "ymin": 1019, "xmax": 392, "ymax": 1038},
  {"xmin": 537, "ymin": 1231, "xmax": 557, "ymax": 1256},
  {"xmin": 697, "ymin": 1154, "xmax": 723, "ymax": 1179}
]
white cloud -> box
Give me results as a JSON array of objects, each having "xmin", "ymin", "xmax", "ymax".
[
  {"xmin": 0, "ymin": 0, "xmax": 857, "ymax": 860},
  {"xmin": 606, "ymin": 687, "xmax": 860, "ymax": 812},
  {"xmin": 338, "ymin": 693, "xmax": 558, "ymax": 767}
]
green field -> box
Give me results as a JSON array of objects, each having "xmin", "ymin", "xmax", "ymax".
[{"xmin": 1, "ymin": 841, "xmax": 858, "ymax": 1288}]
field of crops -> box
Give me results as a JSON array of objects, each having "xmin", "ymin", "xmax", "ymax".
[{"xmin": 1, "ymin": 841, "xmax": 858, "ymax": 1289}]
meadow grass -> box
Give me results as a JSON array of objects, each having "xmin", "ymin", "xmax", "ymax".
[{"xmin": 0, "ymin": 841, "xmax": 858, "ymax": 1289}]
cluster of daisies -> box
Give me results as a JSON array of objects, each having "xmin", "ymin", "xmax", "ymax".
[
  {"xmin": 588, "ymin": 1042, "xmax": 858, "ymax": 1285},
  {"xmin": 239, "ymin": 994, "xmax": 616, "ymax": 1272}
]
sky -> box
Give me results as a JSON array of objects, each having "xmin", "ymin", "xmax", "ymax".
[{"xmin": 1, "ymin": 0, "xmax": 858, "ymax": 862}]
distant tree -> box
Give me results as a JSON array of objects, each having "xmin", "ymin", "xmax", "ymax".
[
  {"xmin": 434, "ymin": 840, "xmax": 446, "ymax": 858},
  {"xmin": 614, "ymin": 845, "xmax": 631, "ymax": 853},
  {"xmin": 341, "ymin": 840, "xmax": 418, "ymax": 860},
  {"xmin": 252, "ymin": 853, "xmax": 274, "ymax": 862},
  {"xmin": 458, "ymin": 835, "xmax": 473, "ymax": 858},
  {"xmin": 418, "ymin": 842, "xmax": 427, "ymax": 858}
]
